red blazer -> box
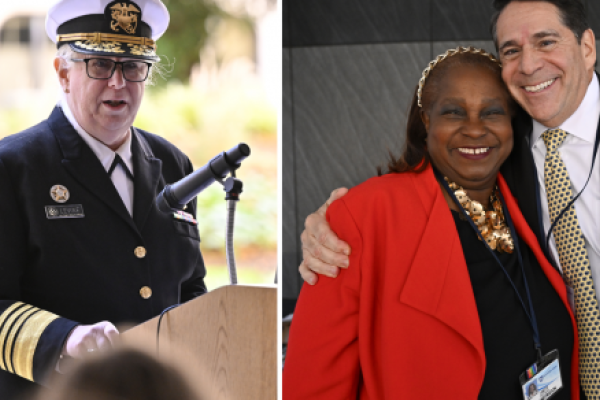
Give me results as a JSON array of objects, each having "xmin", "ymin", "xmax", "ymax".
[{"xmin": 283, "ymin": 166, "xmax": 579, "ymax": 399}]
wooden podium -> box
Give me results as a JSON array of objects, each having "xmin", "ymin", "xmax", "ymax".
[{"xmin": 122, "ymin": 285, "xmax": 277, "ymax": 399}]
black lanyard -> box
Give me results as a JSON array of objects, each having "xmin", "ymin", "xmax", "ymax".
[
  {"xmin": 435, "ymin": 169, "xmax": 543, "ymax": 358},
  {"xmin": 544, "ymin": 126, "xmax": 600, "ymax": 254}
]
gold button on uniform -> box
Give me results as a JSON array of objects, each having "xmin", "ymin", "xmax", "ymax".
[
  {"xmin": 140, "ymin": 286, "xmax": 152, "ymax": 299},
  {"xmin": 134, "ymin": 246, "xmax": 146, "ymax": 258}
]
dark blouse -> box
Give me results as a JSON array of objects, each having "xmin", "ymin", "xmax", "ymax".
[{"xmin": 451, "ymin": 210, "xmax": 573, "ymax": 400}]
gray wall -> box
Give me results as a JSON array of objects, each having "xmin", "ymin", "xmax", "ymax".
[{"xmin": 282, "ymin": 0, "xmax": 599, "ymax": 300}]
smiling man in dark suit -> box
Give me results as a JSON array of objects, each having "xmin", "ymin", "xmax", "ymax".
[
  {"xmin": 0, "ymin": 0, "xmax": 206, "ymax": 398},
  {"xmin": 298, "ymin": 0, "xmax": 600, "ymax": 397}
]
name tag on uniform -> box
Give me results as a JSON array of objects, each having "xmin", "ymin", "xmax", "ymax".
[
  {"xmin": 45, "ymin": 204, "xmax": 85, "ymax": 219},
  {"xmin": 520, "ymin": 349, "xmax": 562, "ymax": 400}
]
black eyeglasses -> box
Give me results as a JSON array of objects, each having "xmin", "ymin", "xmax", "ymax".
[{"xmin": 71, "ymin": 58, "xmax": 152, "ymax": 82}]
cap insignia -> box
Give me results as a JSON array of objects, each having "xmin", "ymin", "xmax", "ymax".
[{"xmin": 110, "ymin": 3, "xmax": 140, "ymax": 35}]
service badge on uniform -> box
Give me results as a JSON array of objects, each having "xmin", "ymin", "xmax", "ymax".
[{"xmin": 50, "ymin": 185, "xmax": 70, "ymax": 203}]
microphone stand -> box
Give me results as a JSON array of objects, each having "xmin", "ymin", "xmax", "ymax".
[
  {"xmin": 155, "ymin": 159, "xmax": 245, "ymax": 357},
  {"xmin": 222, "ymin": 174, "xmax": 243, "ymax": 285},
  {"xmin": 155, "ymin": 143, "xmax": 250, "ymax": 285}
]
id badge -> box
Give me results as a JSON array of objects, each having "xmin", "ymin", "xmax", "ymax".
[{"xmin": 519, "ymin": 350, "xmax": 562, "ymax": 400}]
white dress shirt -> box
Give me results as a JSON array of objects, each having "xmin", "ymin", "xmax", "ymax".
[
  {"xmin": 530, "ymin": 73, "xmax": 600, "ymax": 308},
  {"xmin": 58, "ymin": 97, "xmax": 135, "ymax": 216}
]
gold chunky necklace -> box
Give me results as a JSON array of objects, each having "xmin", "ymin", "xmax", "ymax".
[{"xmin": 445, "ymin": 178, "xmax": 514, "ymax": 253}]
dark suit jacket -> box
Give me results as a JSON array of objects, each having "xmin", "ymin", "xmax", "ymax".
[
  {"xmin": 500, "ymin": 74, "xmax": 600, "ymax": 268},
  {"xmin": 283, "ymin": 165, "xmax": 579, "ymax": 399},
  {"xmin": 0, "ymin": 107, "xmax": 206, "ymax": 398},
  {"xmin": 500, "ymin": 107, "xmax": 544, "ymax": 251}
]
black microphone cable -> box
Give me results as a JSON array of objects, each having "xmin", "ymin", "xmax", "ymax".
[{"xmin": 156, "ymin": 304, "xmax": 179, "ymax": 356}]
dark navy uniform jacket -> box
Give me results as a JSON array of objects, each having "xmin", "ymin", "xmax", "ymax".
[{"xmin": 0, "ymin": 107, "xmax": 206, "ymax": 398}]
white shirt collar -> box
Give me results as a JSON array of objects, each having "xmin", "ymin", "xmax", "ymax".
[
  {"xmin": 531, "ymin": 73, "xmax": 600, "ymax": 148},
  {"xmin": 58, "ymin": 96, "xmax": 134, "ymax": 175}
]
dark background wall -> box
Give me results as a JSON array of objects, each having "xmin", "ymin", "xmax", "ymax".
[{"xmin": 282, "ymin": 0, "xmax": 600, "ymax": 305}]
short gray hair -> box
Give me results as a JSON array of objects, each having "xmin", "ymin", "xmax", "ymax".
[{"xmin": 55, "ymin": 44, "xmax": 76, "ymax": 70}]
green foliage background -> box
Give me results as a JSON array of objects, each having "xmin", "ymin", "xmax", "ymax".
[{"xmin": 155, "ymin": 0, "xmax": 253, "ymax": 86}]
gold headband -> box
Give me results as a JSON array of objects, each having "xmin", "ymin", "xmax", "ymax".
[
  {"xmin": 57, "ymin": 33, "xmax": 156, "ymax": 49},
  {"xmin": 417, "ymin": 46, "xmax": 500, "ymax": 108}
]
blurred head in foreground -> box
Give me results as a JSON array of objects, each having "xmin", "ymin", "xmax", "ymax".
[{"xmin": 35, "ymin": 348, "xmax": 201, "ymax": 400}]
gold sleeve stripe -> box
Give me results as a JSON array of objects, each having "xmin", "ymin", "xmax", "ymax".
[
  {"xmin": 0, "ymin": 302, "xmax": 26, "ymax": 371},
  {"xmin": 0, "ymin": 303, "xmax": 31, "ymax": 371},
  {"xmin": 14, "ymin": 310, "xmax": 59, "ymax": 382},
  {"xmin": 0, "ymin": 303, "xmax": 60, "ymax": 382},
  {"xmin": 3, "ymin": 307, "xmax": 39, "ymax": 373}
]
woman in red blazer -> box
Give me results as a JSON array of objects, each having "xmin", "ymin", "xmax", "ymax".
[{"xmin": 283, "ymin": 48, "xmax": 579, "ymax": 399}]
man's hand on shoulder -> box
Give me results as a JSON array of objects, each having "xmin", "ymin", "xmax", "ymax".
[{"xmin": 299, "ymin": 188, "xmax": 351, "ymax": 285}]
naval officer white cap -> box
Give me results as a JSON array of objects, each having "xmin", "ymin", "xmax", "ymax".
[{"xmin": 45, "ymin": 0, "xmax": 170, "ymax": 62}]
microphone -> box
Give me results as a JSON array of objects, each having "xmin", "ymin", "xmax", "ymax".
[{"xmin": 156, "ymin": 143, "xmax": 250, "ymax": 213}]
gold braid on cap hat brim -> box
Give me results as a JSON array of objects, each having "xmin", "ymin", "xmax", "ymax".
[
  {"xmin": 57, "ymin": 33, "xmax": 156, "ymax": 50},
  {"xmin": 417, "ymin": 46, "xmax": 500, "ymax": 108}
]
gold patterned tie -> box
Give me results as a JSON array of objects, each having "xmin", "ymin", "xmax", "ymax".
[{"xmin": 543, "ymin": 128, "xmax": 600, "ymax": 398}]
